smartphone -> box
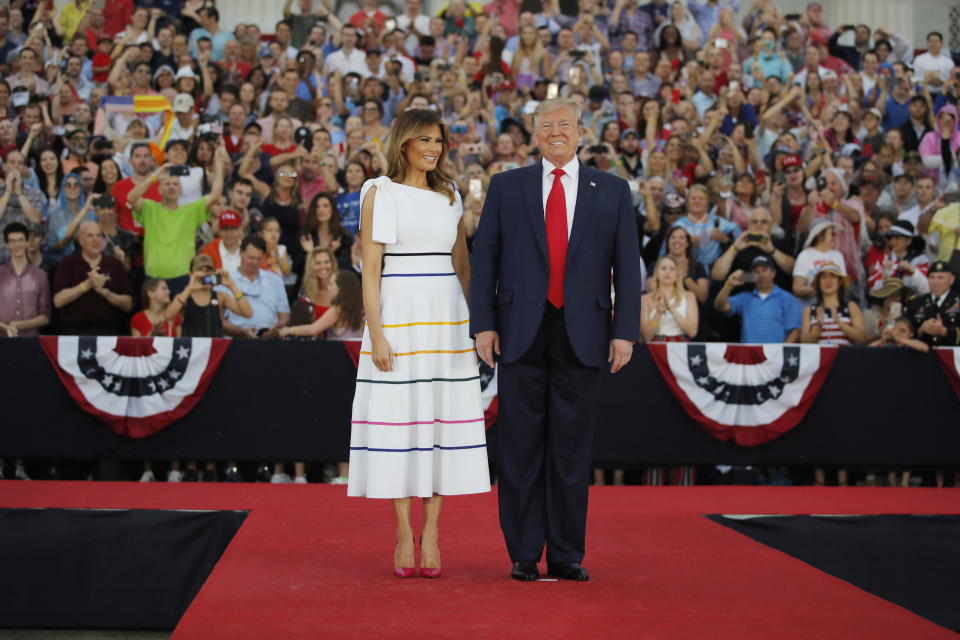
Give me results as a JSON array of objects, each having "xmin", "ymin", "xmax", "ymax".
[
  {"xmin": 746, "ymin": 233, "xmax": 765, "ymax": 243},
  {"xmin": 468, "ymin": 178, "xmax": 482, "ymax": 200},
  {"xmin": 889, "ymin": 301, "xmax": 902, "ymax": 318},
  {"xmin": 714, "ymin": 38, "xmax": 728, "ymax": 49},
  {"xmin": 589, "ymin": 144, "xmax": 606, "ymax": 154},
  {"xmin": 170, "ymin": 165, "xmax": 190, "ymax": 176},
  {"xmin": 501, "ymin": 162, "xmax": 520, "ymax": 171},
  {"xmin": 784, "ymin": 13, "xmax": 801, "ymax": 21},
  {"xmin": 944, "ymin": 192, "xmax": 960, "ymax": 204},
  {"xmin": 546, "ymin": 83, "xmax": 559, "ymax": 99},
  {"xmin": 256, "ymin": 327, "xmax": 269, "ymax": 337},
  {"xmin": 886, "ymin": 76, "xmax": 901, "ymax": 90},
  {"xmin": 740, "ymin": 272, "xmax": 758, "ymax": 283},
  {"xmin": 672, "ymin": 169, "xmax": 683, "ymax": 181},
  {"xmin": 383, "ymin": 18, "xmax": 397, "ymax": 32},
  {"xmin": 570, "ymin": 50, "xmax": 585, "ymax": 59},
  {"xmin": 201, "ymin": 274, "xmax": 222, "ymax": 286},
  {"xmin": 462, "ymin": 143, "xmax": 479, "ymax": 154},
  {"xmin": 450, "ymin": 124, "xmax": 468, "ymax": 135}
]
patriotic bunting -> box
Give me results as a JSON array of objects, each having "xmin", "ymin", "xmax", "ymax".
[
  {"xmin": 40, "ymin": 336, "xmax": 229, "ymax": 438},
  {"xmin": 648, "ymin": 343, "xmax": 838, "ymax": 446}
]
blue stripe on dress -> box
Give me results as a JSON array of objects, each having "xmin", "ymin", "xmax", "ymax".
[
  {"xmin": 356, "ymin": 375, "xmax": 480, "ymax": 384},
  {"xmin": 381, "ymin": 273, "xmax": 457, "ymax": 277},
  {"xmin": 350, "ymin": 444, "xmax": 488, "ymax": 452}
]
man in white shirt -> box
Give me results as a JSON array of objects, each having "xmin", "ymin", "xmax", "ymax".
[
  {"xmin": 163, "ymin": 139, "xmax": 205, "ymax": 205},
  {"xmin": 323, "ymin": 25, "xmax": 367, "ymax": 76},
  {"xmin": 912, "ymin": 32, "xmax": 955, "ymax": 93},
  {"xmin": 397, "ymin": 0, "xmax": 431, "ymax": 52},
  {"xmin": 899, "ymin": 176, "xmax": 945, "ymax": 230},
  {"xmin": 167, "ymin": 94, "xmax": 197, "ymax": 142}
]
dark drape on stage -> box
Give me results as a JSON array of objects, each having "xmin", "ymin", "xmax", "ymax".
[
  {"xmin": 0, "ymin": 508, "xmax": 246, "ymax": 629},
  {"xmin": 2, "ymin": 339, "xmax": 959, "ymax": 466}
]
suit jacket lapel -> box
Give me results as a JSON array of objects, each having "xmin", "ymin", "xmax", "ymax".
[
  {"xmin": 524, "ymin": 163, "xmax": 548, "ymax": 261},
  {"xmin": 567, "ymin": 162, "xmax": 598, "ymax": 260}
]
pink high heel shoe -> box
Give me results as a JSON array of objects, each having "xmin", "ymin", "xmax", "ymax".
[
  {"xmin": 395, "ymin": 539, "xmax": 416, "ymax": 578},
  {"xmin": 419, "ymin": 536, "xmax": 442, "ymax": 578}
]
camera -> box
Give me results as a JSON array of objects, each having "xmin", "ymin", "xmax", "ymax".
[
  {"xmin": 169, "ymin": 165, "xmax": 190, "ymax": 177},
  {"xmin": 201, "ymin": 274, "xmax": 222, "ymax": 286},
  {"xmin": 93, "ymin": 194, "xmax": 115, "ymax": 209},
  {"xmin": 816, "ymin": 175, "xmax": 828, "ymax": 191}
]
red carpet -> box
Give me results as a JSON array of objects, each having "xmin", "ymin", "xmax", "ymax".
[{"xmin": 1, "ymin": 482, "xmax": 957, "ymax": 639}]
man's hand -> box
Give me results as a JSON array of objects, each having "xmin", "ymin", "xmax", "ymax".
[
  {"xmin": 726, "ymin": 268, "xmax": 745, "ymax": 288},
  {"xmin": 920, "ymin": 315, "xmax": 947, "ymax": 337},
  {"xmin": 475, "ymin": 330, "xmax": 500, "ymax": 368},
  {"xmin": 261, "ymin": 325, "xmax": 280, "ymax": 339},
  {"xmin": 88, "ymin": 267, "xmax": 109, "ymax": 290},
  {"xmin": 608, "ymin": 339, "xmax": 633, "ymax": 373}
]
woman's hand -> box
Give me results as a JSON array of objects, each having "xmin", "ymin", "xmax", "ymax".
[
  {"xmin": 371, "ymin": 335, "xmax": 395, "ymax": 372},
  {"xmin": 185, "ymin": 272, "xmax": 204, "ymax": 293},
  {"xmin": 300, "ymin": 234, "xmax": 315, "ymax": 253},
  {"xmin": 218, "ymin": 269, "xmax": 236, "ymax": 289}
]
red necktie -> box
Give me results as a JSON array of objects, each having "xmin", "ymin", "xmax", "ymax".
[{"xmin": 546, "ymin": 167, "xmax": 568, "ymax": 308}]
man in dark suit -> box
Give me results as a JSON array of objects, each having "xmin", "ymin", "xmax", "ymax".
[{"xmin": 470, "ymin": 98, "xmax": 642, "ymax": 582}]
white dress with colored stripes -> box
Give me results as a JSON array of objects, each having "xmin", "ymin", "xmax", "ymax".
[{"xmin": 347, "ymin": 177, "xmax": 490, "ymax": 499}]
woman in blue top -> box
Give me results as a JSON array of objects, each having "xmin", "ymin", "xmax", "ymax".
[
  {"xmin": 673, "ymin": 184, "xmax": 740, "ymax": 268},
  {"xmin": 44, "ymin": 173, "xmax": 95, "ymax": 260},
  {"xmin": 336, "ymin": 159, "xmax": 366, "ymax": 236}
]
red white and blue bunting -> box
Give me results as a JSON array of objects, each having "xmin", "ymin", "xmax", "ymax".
[
  {"xmin": 648, "ymin": 343, "xmax": 838, "ymax": 446},
  {"xmin": 40, "ymin": 336, "xmax": 229, "ymax": 438},
  {"xmin": 935, "ymin": 347, "xmax": 960, "ymax": 402}
]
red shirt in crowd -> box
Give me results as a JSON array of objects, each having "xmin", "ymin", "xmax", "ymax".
[
  {"xmin": 112, "ymin": 177, "xmax": 162, "ymax": 236},
  {"xmin": 130, "ymin": 310, "xmax": 182, "ymax": 337},
  {"xmin": 103, "ymin": 0, "xmax": 135, "ymax": 37}
]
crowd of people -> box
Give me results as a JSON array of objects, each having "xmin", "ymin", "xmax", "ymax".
[{"xmin": 1, "ymin": 0, "xmax": 959, "ymax": 486}]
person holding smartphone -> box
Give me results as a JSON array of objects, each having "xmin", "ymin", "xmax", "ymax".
[
  {"xmin": 127, "ymin": 146, "xmax": 229, "ymax": 296},
  {"xmin": 714, "ymin": 255, "xmax": 802, "ymax": 344}
]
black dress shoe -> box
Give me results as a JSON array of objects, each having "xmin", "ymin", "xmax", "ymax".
[
  {"xmin": 547, "ymin": 562, "xmax": 589, "ymax": 581},
  {"xmin": 511, "ymin": 561, "xmax": 539, "ymax": 581}
]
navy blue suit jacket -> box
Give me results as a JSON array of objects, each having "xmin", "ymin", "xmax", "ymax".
[{"xmin": 470, "ymin": 161, "xmax": 643, "ymax": 368}]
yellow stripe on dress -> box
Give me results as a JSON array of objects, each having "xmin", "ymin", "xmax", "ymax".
[
  {"xmin": 372, "ymin": 319, "xmax": 470, "ymax": 328},
  {"xmin": 360, "ymin": 348, "xmax": 475, "ymax": 356}
]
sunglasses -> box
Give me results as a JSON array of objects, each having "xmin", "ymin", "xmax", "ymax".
[
  {"xmin": 277, "ymin": 171, "xmax": 298, "ymax": 178},
  {"xmin": 64, "ymin": 182, "xmax": 83, "ymax": 188}
]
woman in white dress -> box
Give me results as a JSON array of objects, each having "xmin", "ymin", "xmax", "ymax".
[
  {"xmin": 350, "ymin": 109, "xmax": 490, "ymax": 579},
  {"xmin": 640, "ymin": 255, "xmax": 698, "ymax": 342}
]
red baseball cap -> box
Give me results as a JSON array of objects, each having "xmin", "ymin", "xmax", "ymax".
[
  {"xmin": 781, "ymin": 154, "xmax": 803, "ymax": 168},
  {"xmin": 219, "ymin": 210, "xmax": 242, "ymax": 229}
]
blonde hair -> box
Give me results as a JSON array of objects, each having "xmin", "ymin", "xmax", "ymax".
[
  {"xmin": 300, "ymin": 247, "xmax": 339, "ymax": 303},
  {"xmin": 513, "ymin": 25, "xmax": 546, "ymax": 76},
  {"xmin": 650, "ymin": 255, "xmax": 686, "ymax": 302},
  {"xmin": 385, "ymin": 109, "xmax": 455, "ymax": 204},
  {"xmin": 533, "ymin": 98, "xmax": 583, "ymax": 128}
]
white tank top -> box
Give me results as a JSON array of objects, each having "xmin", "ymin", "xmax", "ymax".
[{"xmin": 649, "ymin": 294, "xmax": 688, "ymax": 337}]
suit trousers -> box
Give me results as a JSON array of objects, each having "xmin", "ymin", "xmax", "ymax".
[{"xmin": 496, "ymin": 303, "xmax": 604, "ymax": 564}]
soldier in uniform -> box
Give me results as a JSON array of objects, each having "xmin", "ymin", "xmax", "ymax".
[{"xmin": 904, "ymin": 261, "xmax": 960, "ymax": 347}]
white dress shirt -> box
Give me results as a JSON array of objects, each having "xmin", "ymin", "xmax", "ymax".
[{"xmin": 541, "ymin": 157, "xmax": 579, "ymax": 240}]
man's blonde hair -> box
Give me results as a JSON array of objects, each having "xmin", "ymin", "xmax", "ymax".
[{"xmin": 533, "ymin": 98, "xmax": 583, "ymax": 128}]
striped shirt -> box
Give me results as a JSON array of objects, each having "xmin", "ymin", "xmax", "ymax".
[
  {"xmin": 809, "ymin": 302, "xmax": 852, "ymax": 346},
  {"xmin": 727, "ymin": 285, "xmax": 803, "ymax": 343}
]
